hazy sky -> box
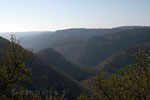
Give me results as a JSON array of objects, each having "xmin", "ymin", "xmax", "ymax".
[{"xmin": 0, "ymin": 0, "xmax": 150, "ymax": 32}]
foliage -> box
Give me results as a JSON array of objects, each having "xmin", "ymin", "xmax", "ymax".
[
  {"xmin": 92, "ymin": 50, "xmax": 150, "ymax": 100},
  {"xmin": 102, "ymin": 46, "xmax": 150, "ymax": 73},
  {"xmin": 79, "ymin": 50, "xmax": 150, "ymax": 100},
  {"xmin": 77, "ymin": 93, "xmax": 89, "ymax": 100},
  {"xmin": 0, "ymin": 35, "xmax": 84, "ymax": 99},
  {"xmin": 0, "ymin": 35, "xmax": 32, "ymax": 99}
]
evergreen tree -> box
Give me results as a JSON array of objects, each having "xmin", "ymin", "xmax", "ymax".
[{"xmin": 0, "ymin": 35, "xmax": 32, "ymax": 99}]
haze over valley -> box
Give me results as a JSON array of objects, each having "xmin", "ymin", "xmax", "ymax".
[{"xmin": 0, "ymin": 0, "xmax": 150, "ymax": 99}]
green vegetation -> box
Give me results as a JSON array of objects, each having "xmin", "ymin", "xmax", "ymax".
[
  {"xmin": 78, "ymin": 50, "xmax": 150, "ymax": 100},
  {"xmin": 26, "ymin": 53, "xmax": 84, "ymax": 99},
  {"xmin": 0, "ymin": 36, "xmax": 85, "ymax": 99},
  {"xmin": 0, "ymin": 27, "xmax": 150, "ymax": 100},
  {"xmin": 0, "ymin": 35, "xmax": 39, "ymax": 99},
  {"xmin": 101, "ymin": 45, "xmax": 150, "ymax": 73}
]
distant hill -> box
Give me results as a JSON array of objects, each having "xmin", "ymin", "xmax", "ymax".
[
  {"xmin": 37, "ymin": 48, "xmax": 92, "ymax": 81},
  {"xmin": 113, "ymin": 26, "xmax": 147, "ymax": 30},
  {"xmin": 79, "ymin": 27, "xmax": 150, "ymax": 66},
  {"xmin": 19, "ymin": 28, "xmax": 119, "ymax": 51},
  {"xmin": 97, "ymin": 43, "xmax": 150, "ymax": 73},
  {"xmin": 19, "ymin": 32, "xmax": 53, "ymax": 49},
  {"xmin": 2, "ymin": 26, "xmax": 149, "ymax": 67},
  {"xmin": 18, "ymin": 27, "xmax": 129, "ymax": 63}
]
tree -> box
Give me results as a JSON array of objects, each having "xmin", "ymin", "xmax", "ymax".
[
  {"xmin": 0, "ymin": 35, "xmax": 32, "ymax": 99},
  {"xmin": 77, "ymin": 93, "xmax": 89, "ymax": 100},
  {"xmin": 78, "ymin": 49, "xmax": 150, "ymax": 100},
  {"xmin": 91, "ymin": 49, "xmax": 150, "ymax": 100}
]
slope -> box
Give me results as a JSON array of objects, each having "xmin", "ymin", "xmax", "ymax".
[
  {"xmin": 37, "ymin": 48, "xmax": 92, "ymax": 81},
  {"xmin": 0, "ymin": 36, "xmax": 86, "ymax": 99},
  {"xmin": 19, "ymin": 28, "xmax": 127, "ymax": 63},
  {"xmin": 97, "ymin": 43, "xmax": 150, "ymax": 73},
  {"xmin": 80, "ymin": 27, "xmax": 150, "ymax": 66}
]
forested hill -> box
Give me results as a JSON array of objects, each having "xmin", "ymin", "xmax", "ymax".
[
  {"xmin": 17, "ymin": 26, "xmax": 150, "ymax": 67},
  {"xmin": 0, "ymin": 36, "xmax": 87, "ymax": 99},
  {"xmin": 37, "ymin": 48, "xmax": 92, "ymax": 81},
  {"xmin": 80, "ymin": 27, "xmax": 150, "ymax": 66},
  {"xmin": 97, "ymin": 43, "xmax": 150, "ymax": 73},
  {"xmin": 19, "ymin": 28, "xmax": 122, "ymax": 50}
]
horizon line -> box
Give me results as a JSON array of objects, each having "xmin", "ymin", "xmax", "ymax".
[{"xmin": 0, "ymin": 25, "xmax": 149, "ymax": 33}]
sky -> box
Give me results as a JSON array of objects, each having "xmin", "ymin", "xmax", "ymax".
[{"xmin": 0, "ymin": 0, "xmax": 150, "ymax": 32}]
